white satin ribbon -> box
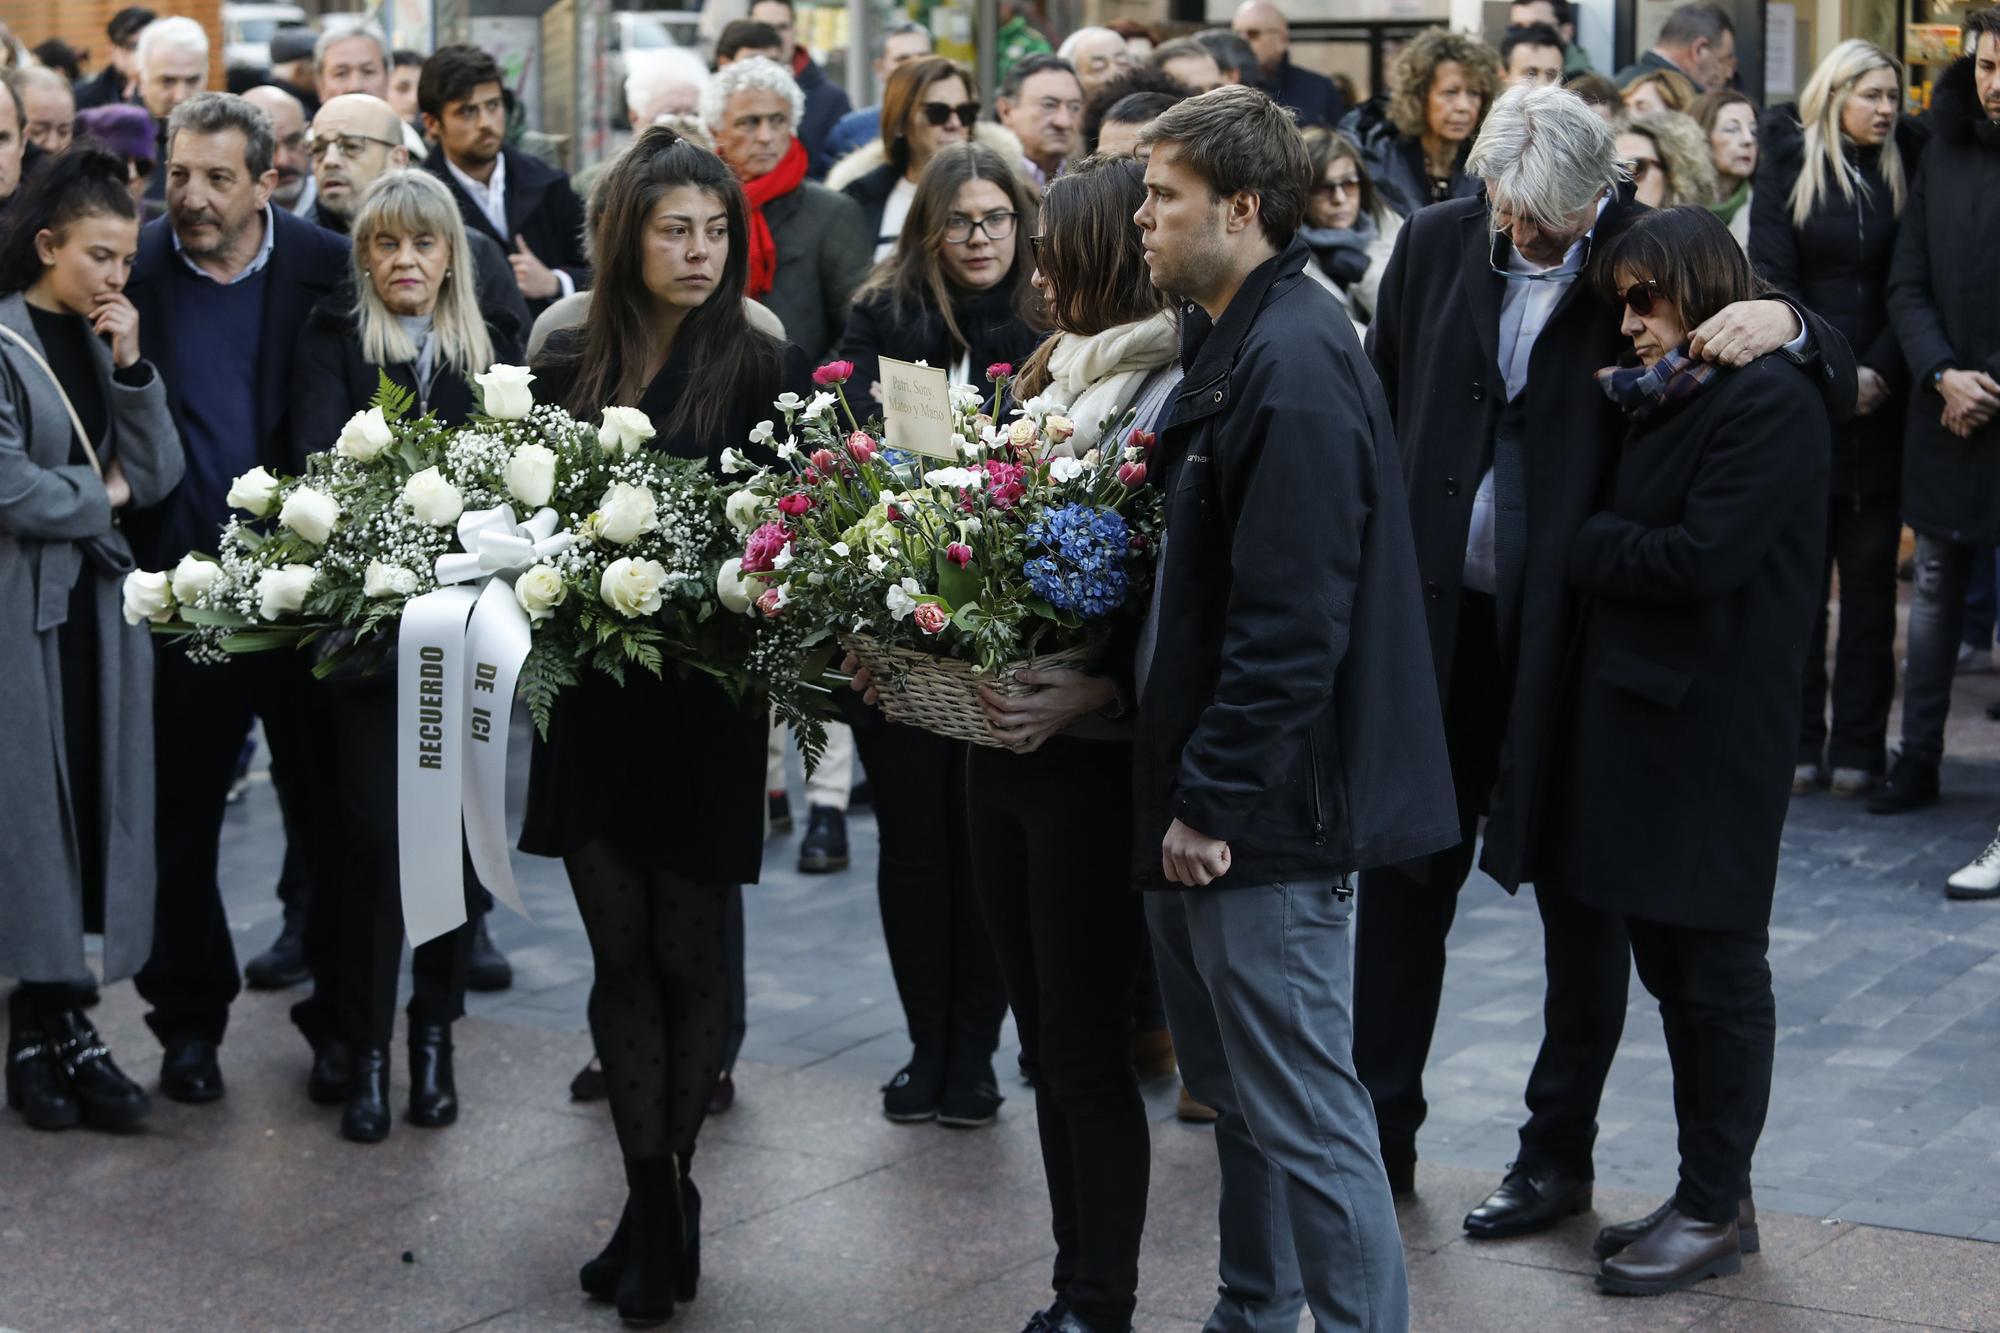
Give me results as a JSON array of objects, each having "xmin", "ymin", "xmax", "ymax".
[{"xmin": 396, "ymin": 504, "xmax": 572, "ymax": 946}]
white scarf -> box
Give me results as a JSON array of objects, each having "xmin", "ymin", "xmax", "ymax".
[{"xmin": 1042, "ymin": 312, "xmax": 1179, "ymax": 455}]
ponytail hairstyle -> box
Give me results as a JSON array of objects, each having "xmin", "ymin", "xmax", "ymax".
[
  {"xmin": 1789, "ymin": 38, "xmax": 1906, "ymax": 229},
  {"xmin": 0, "ymin": 143, "xmax": 137, "ymax": 295}
]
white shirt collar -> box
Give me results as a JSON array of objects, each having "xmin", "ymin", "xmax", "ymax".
[{"xmin": 446, "ymin": 150, "xmax": 509, "ymax": 238}]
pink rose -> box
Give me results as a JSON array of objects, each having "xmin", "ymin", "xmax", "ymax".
[
  {"xmin": 913, "ymin": 602, "xmax": 948, "ymax": 635},
  {"xmin": 811, "ymin": 360, "xmax": 854, "ymax": 386},
  {"xmin": 1117, "ymin": 460, "xmax": 1148, "ymax": 488},
  {"xmin": 945, "ymin": 542, "xmax": 973, "ymax": 568},
  {"xmin": 846, "ymin": 431, "xmax": 879, "ymax": 463},
  {"xmin": 756, "ymin": 587, "xmax": 787, "ymax": 618},
  {"xmin": 986, "ymin": 362, "xmax": 1013, "ymax": 383},
  {"xmin": 741, "ymin": 521, "xmax": 792, "ymax": 574},
  {"xmin": 809, "ymin": 448, "xmax": 839, "ymax": 472},
  {"xmin": 777, "ymin": 492, "xmax": 813, "ymax": 517}
]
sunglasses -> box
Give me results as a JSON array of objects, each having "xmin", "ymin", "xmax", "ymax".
[
  {"xmin": 1621, "ymin": 280, "xmax": 1665, "ymax": 317},
  {"xmin": 920, "ymin": 100, "xmax": 981, "ymax": 128},
  {"xmin": 1626, "ymin": 157, "xmax": 1664, "ymax": 184}
]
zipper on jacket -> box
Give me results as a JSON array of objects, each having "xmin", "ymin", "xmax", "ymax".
[{"xmin": 1305, "ymin": 731, "xmax": 1326, "ymax": 846}]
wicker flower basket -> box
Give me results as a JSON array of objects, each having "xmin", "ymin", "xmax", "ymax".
[{"xmin": 839, "ymin": 631, "xmax": 1098, "ymax": 747}]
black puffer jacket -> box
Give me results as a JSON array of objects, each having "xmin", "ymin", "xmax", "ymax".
[
  {"xmin": 1751, "ymin": 107, "xmax": 1928, "ymax": 499},
  {"xmin": 837, "ymin": 281, "xmax": 1043, "ymax": 404},
  {"xmin": 1342, "ymin": 96, "xmax": 1479, "ymax": 219}
]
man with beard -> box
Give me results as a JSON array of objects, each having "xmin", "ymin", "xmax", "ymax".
[
  {"xmin": 122, "ymin": 92, "xmax": 350, "ymax": 1105},
  {"xmin": 242, "ymin": 85, "xmax": 313, "ymax": 216},
  {"xmin": 418, "ymin": 45, "xmax": 588, "ymax": 317}
]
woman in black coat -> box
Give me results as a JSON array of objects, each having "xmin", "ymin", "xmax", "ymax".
[
  {"xmin": 835, "ymin": 139, "xmax": 1043, "ymax": 1128},
  {"xmin": 1750, "ymin": 39, "xmax": 1926, "ymax": 797},
  {"xmin": 1553, "ymin": 207, "xmax": 1829, "ymax": 1296},
  {"xmin": 289, "ymin": 169, "xmax": 522, "ymax": 1146},
  {"xmin": 522, "ymin": 128, "xmax": 805, "ymax": 1327}
]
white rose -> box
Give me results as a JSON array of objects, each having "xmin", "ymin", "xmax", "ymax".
[
  {"xmin": 598, "ymin": 406, "xmax": 656, "ymax": 456},
  {"xmin": 885, "ymin": 577, "xmax": 922, "ymax": 621},
  {"xmin": 1007, "ymin": 419, "xmax": 1038, "ymax": 450},
  {"xmin": 724, "ymin": 489, "xmax": 762, "ymax": 534},
  {"xmin": 225, "ymin": 466, "xmax": 280, "ymax": 516},
  {"xmin": 170, "ymin": 554, "xmax": 220, "ymax": 604},
  {"xmin": 122, "ymin": 570, "xmax": 173, "ymax": 625},
  {"xmin": 278, "ymin": 486, "xmax": 341, "ymax": 545},
  {"xmin": 504, "ymin": 442, "xmax": 558, "ymax": 508},
  {"xmin": 599, "ymin": 556, "xmax": 666, "ymax": 617},
  {"xmin": 403, "ymin": 467, "xmax": 465, "ymax": 526},
  {"xmin": 1044, "ymin": 414, "xmax": 1076, "ymax": 445},
  {"xmin": 1048, "ymin": 456, "xmax": 1085, "ymax": 483},
  {"xmin": 715, "ymin": 557, "xmax": 754, "ymax": 614},
  {"xmin": 335, "ymin": 406, "xmax": 393, "ymax": 461},
  {"xmin": 474, "ymin": 363, "xmax": 537, "ymax": 420},
  {"xmin": 595, "ymin": 482, "xmax": 658, "ymax": 545},
  {"xmin": 256, "ymin": 564, "xmax": 317, "ymax": 621},
  {"xmin": 513, "ymin": 564, "xmax": 567, "ymax": 622},
  {"xmin": 363, "ymin": 560, "xmax": 420, "ymax": 598}
]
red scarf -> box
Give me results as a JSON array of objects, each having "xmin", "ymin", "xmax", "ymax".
[{"xmin": 742, "ymin": 137, "xmax": 808, "ymax": 299}]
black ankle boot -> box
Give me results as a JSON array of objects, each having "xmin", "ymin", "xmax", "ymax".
[
  {"xmin": 42, "ymin": 1006, "xmax": 149, "ymax": 1130},
  {"xmin": 406, "ymin": 1024, "xmax": 458, "ymax": 1128},
  {"xmin": 580, "ymin": 1196, "xmax": 632, "ymax": 1299},
  {"xmin": 615, "ymin": 1155, "xmax": 686, "ymax": 1326},
  {"xmin": 341, "ymin": 1047, "xmax": 391, "ymax": 1143},
  {"xmin": 6, "ymin": 991, "xmax": 79, "ymax": 1131}
]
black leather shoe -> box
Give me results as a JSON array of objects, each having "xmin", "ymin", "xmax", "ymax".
[
  {"xmin": 243, "ymin": 913, "xmax": 309, "ymax": 990},
  {"xmin": 570, "ymin": 1053, "xmax": 606, "ymax": 1102},
  {"xmin": 307, "ymin": 1040, "xmax": 351, "ymax": 1106},
  {"xmin": 1596, "ymin": 1206, "xmax": 1741, "ymax": 1294},
  {"xmin": 1595, "ymin": 1195, "xmax": 1759, "ymax": 1259},
  {"xmin": 938, "ymin": 1062, "xmax": 1003, "ymax": 1129},
  {"xmin": 7, "ymin": 992, "xmax": 80, "ymax": 1131},
  {"xmin": 159, "ymin": 1036, "xmax": 225, "ymax": 1104},
  {"xmin": 39, "ymin": 1008, "xmax": 148, "ymax": 1130},
  {"xmin": 341, "ymin": 1047, "xmax": 391, "ymax": 1143},
  {"xmin": 406, "ymin": 1024, "xmax": 458, "ymax": 1127},
  {"xmin": 1462, "ymin": 1162, "xmax": 1592, "ymax": 1239},
  {"xmin": 882, "ymin": 1058, "xmax": 945, "ymax": 1122},
  {"xmin": 1868, "ymin": 753, "xmax": 1940, "ymax": 814},
  {"xmin": 466, "ymin": 915, "xmax": 513, "ymax": 992},
  {"xmin": 1382, "ymin": 1144, "xmax": 1416, "ymax": 1198},
  {"xmin": 797, "ymin": 805, "xmax": 850, "ymax": 873},
  {"xmin": 580, "ymin": 1196, "xmax": 631, "ymax": 1299}
]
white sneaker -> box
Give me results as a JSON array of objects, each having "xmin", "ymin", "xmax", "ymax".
[
  {"xmin": 1829, "ymin": 768, "xmax": 1876, "ymax": 797},
  {"xmin": 1946, "ymin": 830, "xmax": 2000, "ymax": 900}
]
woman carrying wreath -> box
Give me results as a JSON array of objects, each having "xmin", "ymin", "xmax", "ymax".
[{"xmin": 522, "ymin": 126, "xmax": 807, "ymax": 1326}]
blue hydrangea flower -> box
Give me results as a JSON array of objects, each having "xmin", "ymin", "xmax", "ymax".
[{"xmin": 1023, "ymin": 505, "xmax": 1132, "ymax": 617}]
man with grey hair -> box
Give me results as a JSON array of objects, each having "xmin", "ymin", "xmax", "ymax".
[
  {"xmin": 823, "ymin": 20, "xmax": 932, "ymax": 163},
  {"xmin": 1359, "ymin": 81, "xmax": 1853, "ymax": 1251},
  {"xmin": 316, "ymin": 24, "xmax": 390, "ymax": 101},
  {"xmin": 125, "ymin": 92, "xmax": 352, "ymax": 1108},
  {"xmin": 1056, "ymin": 25, "xmax": 1131, "ymax": 98},
  {"xmin": 135, "ymin": 15, "xmax": 209, "ymax": 203},
  {"xmin": 16, "ymin": 64, "xmax": 75, "ymax": 154}
]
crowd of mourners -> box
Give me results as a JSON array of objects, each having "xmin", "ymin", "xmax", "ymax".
[{"xmin": 3, "ymin": 1, "xmax": 1999, "ymax": 1329}]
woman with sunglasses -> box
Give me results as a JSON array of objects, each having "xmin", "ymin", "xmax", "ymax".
[
  {"xmin": 834, "ymin": 140, "xmax": 1044, "ymax": 1128},
  {"xmin": 1298, "ymin": 126, "xmax": 1401, "ymax": 332},
  {"xmin": 1549, "ymin": 205, "xmax": 1827, "ymax": 1294},
  {"xmin": 828, "ymin": 56, "xmax": 991, "ymax": 259}
]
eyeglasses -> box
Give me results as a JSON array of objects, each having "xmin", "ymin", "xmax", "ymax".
[
  {"xmin": 307, "ymin": 131, "xmax": 402, "ymax": 161},
  {"xmin": 1311, "ymin": 177, "xmax": 1361, "ymax": 202},
  {"xmin": 920, "ymin": 100, "xmax": 981, "ymax": 128},
  {"xmin": 944, "ymin": 210, "xmax": 1016, "ymax": 244},
  {"xmin": 1621, "ymin": 280, "xmax": 1665, "ymax": 317},
  {"xmin": 1487, "ymin": 228, "xmax": 1593, "ymax": 282}
]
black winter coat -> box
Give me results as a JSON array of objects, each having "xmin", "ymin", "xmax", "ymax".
[
  {"xmin": 1367, "ymin": 186, "xmax": 1856, "ymax": 890},
  {"xmin": 1554, "ymin": 357, "xmax": 1829, "ymax": 929},
  {"xmin": 1345, "ymin": 98, "xmax": 1479, "ymax": 220},
  {"xmin": 1250, "ymin": 56, "xmax": 1346, "ymax": 129},
  {"xmin": 1134, "ymin": 237, "xmax": 1457, "ymax": 889},
  {"xmin": 760, "ymin": 180, "xmax": 874, "ymax": 367},
  {"xmin": 841, "ymin": 162, "xmax": 904, "ymax": 249},
  {"xmin": 518, "ymin": 330, "xmax": 808, "ymax": 884},
  {"xmin": 1888, "ymin": 56, "xmax": 2000, "ymax": 544},
  {"xmin": 838, "ymin": 282, "xmax": 1043, "ymax": 405},
  {"xmin": 794, "ymin": 53, "xmax": 856, "ymax": 180},
  {"xmin": 310, "ymin": 199, "xmax": 533, "ymax": 344},
  {"xmin": 1751, "ymin": 109, "xmax": 1927, "ymax": 499},
  {"xmin": 424, "ymin": 144, "xmax": 591, "ymax": 319}
]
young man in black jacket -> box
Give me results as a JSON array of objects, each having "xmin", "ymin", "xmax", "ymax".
[{"xmin": 1132, "ymin": 85, "xmax": 1456, "ymax": 1332}]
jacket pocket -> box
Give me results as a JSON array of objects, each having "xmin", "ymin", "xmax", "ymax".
[{"xmin": 1595, "ymin": 646, "xmax": 1693, "ymax": 710}]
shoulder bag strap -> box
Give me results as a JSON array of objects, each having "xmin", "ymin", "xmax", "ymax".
[{"xmin": 0, "ymin": 322, "xmax": 103, "ymax": 478}]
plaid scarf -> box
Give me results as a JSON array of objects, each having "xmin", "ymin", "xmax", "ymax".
[{"xmin": 1594, "ymin": 348, "xmax": 1720, "ymax": 421}]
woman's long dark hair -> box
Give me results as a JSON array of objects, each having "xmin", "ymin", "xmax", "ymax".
[
  {"xmin": 1015, "ymin": 154, "xmax": 1170, "ymax": 400},
  {"xmin": 854, "ymin": 140, "xmax": 1043, "ymax": 357},
  {"xmin": 0, "ymin": 144, "xmax": 137, "ymax": 296},
  {"xmin": 538, "ymin": 126, "xmax": 781, "ymax": 442}
]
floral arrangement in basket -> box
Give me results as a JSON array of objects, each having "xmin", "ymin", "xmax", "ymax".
[
  {"xmin": 126, "ymin": 365, "xmax": 829, "ymax": 746},
  {"xmin": 716, "ymin": 360, "xmax": 1163, "ymax": 745}
]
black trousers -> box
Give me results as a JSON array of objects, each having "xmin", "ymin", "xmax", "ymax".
[
  {"xmin": 967, "ymin": 739, "xmax": 1149, "ymax": 1333},
  {"xmin": 1353, "ymin": 593, "xmax": 1630, "ymax": 1176},
  {"xmin": 1626, "ymin": 917, "xmax": 1773, "ymax": 1224},
  {"xmin": 849, "ymin": 718, "xmax": 1007, "ymax": 1074},
  {"xmin": 1799, "ymin": 491, "xmax": 1901, "ymax": 772},
  {"xmin": 137, "ymin": 646, "xmax": 338, "ymax": 1046}
]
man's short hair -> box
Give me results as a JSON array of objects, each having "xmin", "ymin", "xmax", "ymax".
[
  {"xmin": 1104, "ymin": 90, "xmax": 1180, "ymax": 126},
  {"xmin": 316, "ymin": 24, "xmax": 388, "ymax": 73},
  {"xmin": 700, "ymin": 54, "xmax": 804, "ymax": 133},
  {"xmin": 393, "ymin": 49, "xmax": 425, "ymax": 69},
  {"xmin": 1194, "ymin": 29, "xmax": 1259, "ymax": 80},
  {"xmin": 1137, "ymin": 85, "xmax": 1312, "ymax": 246},
  {"xmin": 1464, "ymin": 82, "xmax": 1618, "ymax": 231},
  {"xmin": 1657, "ymin": 2, "xmax": 1734, "ymax": 48},
  {"xmin": 108, "ymin": 6, "xmax": 156, "ymax": 46},
  {"xmin": 1150, "ymin": 37, "xmax": 1214, "ymax": 72},
  {"xmin": 1000, "ymin": 53, "xmax": 1077, "ymax": 102},
  {"xmin": 1511, "ymin": 0, "xmax": 1575, "ymax": 25},
  {"xmin": 1503, "ymin": 23, "xmax": 1567, "ymax": 63},
  {"xmin": 167, "ymin": 91, "xmax": 275, "ymax": 178},
  {"xmin": 418, "ymin": 45, "xmax": 505, "ymax": 120},
  {"xmin": 873, "ymin": 20, "xmax": 933, "ymax": 61},
  {"xmin": 1962, "ymin": 5, "xmax": 2000, "ymax": 55},
  {"xmin": 136, "ymin": 15, "xmax": 208, "ymax": 68},
  {"xmin": 717, "ymin": 19, "xmax": 783, "ymax": 61}
]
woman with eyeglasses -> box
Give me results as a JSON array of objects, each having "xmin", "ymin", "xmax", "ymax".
[
  {"xmin": 1616, "ymin": 110, "xmax": 1717, "ymax": 208},
  {"xmin": 835, "ymin": 140, "xmax": 1044, "ymax": 1128},
  {"xmin": 828, "ymin": 56, "xmax": 986, "ymax": 259},
  {"xmin": 1298, "ymin": 126, "xmax": 1402, "ymax": 332},
  {"xmin": 1750, "ymin": 40, "xmax": 1923, "ymax": 800},
  {"xmin": 1549, "ymin": 205, "xmax": 1827, "ymax": 1293}
]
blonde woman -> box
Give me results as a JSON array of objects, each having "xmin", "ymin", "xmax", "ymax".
[
  {"xmin": 1621, "ymin": 66, "xmax": 1697, "ymax": 116},
  {"xmin": 290, "ymin": 168, "xmax": 520, "ymax": 1146},
  {"xmin": 1352, "ymin": 29, "xmax": 1502, "ymax": 215},
  {"xmin": 1750, "ymin": 38, "xmax": 1920, "ymax": 798},
  {"xmin": 1616, "ymin": 110, "xmax": 1717, "ymax": 207}
]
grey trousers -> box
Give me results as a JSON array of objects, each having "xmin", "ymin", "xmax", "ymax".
[
  {"xmin": 1901, "ymin": 532, "xmax": 1979, "ymax": 766},
  {"xmin": 1146, "ymin": 880, "xmax": 1409, "ymax": 1333}
]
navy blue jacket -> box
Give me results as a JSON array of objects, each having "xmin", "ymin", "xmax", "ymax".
[
  {"xmin": 794, "ymin": 53, "xmax": 855, "ymax": 180},
  {"xmin": 424, "ymin": 144, "xmax": 590, "ymax": 318},
  {"xmin": 1252, "ymin": 56, "xmax": 1345, "ymax": 128}
]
